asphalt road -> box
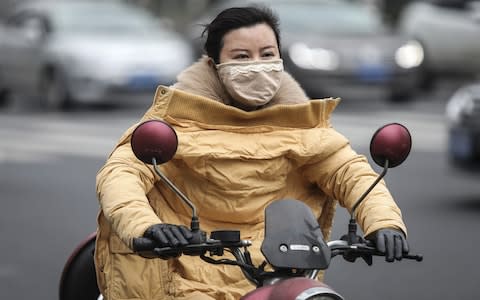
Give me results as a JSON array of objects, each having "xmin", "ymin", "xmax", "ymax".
[{"xmin": 1, "ymin": 82, "xmax": 479, "ymax": 299}]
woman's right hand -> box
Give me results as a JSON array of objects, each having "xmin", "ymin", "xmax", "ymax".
[{"xmin": 132, "ymin": 223, "xmax": 193, "ymax": 251}]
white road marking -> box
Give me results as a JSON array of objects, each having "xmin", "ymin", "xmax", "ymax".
[
  {"xmin": 332, "ymin": 111, "xmax": 447, "ymax": 153},
  {"xmin": 0, "ymin": 111, "xmax": 447, "ymax": 163}
]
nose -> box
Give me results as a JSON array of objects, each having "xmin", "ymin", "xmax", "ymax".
[{"xmin": 251, "ymin": 54, "xmax": 263, "ymax": 61}]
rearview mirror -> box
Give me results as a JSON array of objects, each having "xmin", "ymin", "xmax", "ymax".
[
  {"xmin": 130, "ymin": 119, "xmax": 201, "ymax": 233},
  {"xmin": 130, "ymin": 120, "xmax": 178, "ymax": 164},
  {"xmin": 348, "ymin": 123, "xmax": 412, "ymax": 236},
  {"xmin": 370, "ymin": 123, "xmax": 412, "ymax": 168}
]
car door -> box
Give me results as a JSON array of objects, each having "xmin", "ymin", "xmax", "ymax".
[
  {"xmin": 0, "ymin": 10, "xmax": 49, "ymax": 95},
  {"xmin": 433, "ymin": 1, "xmax": 480, "ymax": 74},
  {"xmin": 399, "ymin": 1, "xmax": 480, "ymax": 75},
  {"xmin": 0, "ymin": 25, "xmax": 8, "ymax": 99},
  {"xmin": 467, "ymin": 1, "xmax": 480, "ymax": 73}
]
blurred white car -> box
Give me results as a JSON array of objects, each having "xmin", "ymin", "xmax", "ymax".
[
  {"xmin": 397, "ymin": 0, "xmax": 480, "ymax": 87},
  {"xmin": 446, "ymin": 82, "xmax": 480, "ymax": 168},
  {"xmin": 0, "ymin": 0, "xmax": 195, "ymax": 110}
]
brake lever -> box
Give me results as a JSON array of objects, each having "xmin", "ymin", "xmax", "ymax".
[
  {"xmin": 361, "ymin": 253, "xmax": 373, "ymax": 265},
  {"xmin": 151, "ymin": 238, "xmax": 252, "ymax": 259},
  {"xmin": 152, "ymin": 242, "xmax": 213, "ymax": 258},
  {"xmin": 361, "ymin": 242, "xmax": 423, "ymax": 262},
  {"xmin": 340, "ymin": 243, "xmax": 373, "ymax": 265}
]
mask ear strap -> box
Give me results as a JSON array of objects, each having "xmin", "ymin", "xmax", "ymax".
[
  {"xmin": 207, "ymin": 57, "xmax": 216, "ymax": 69},
  {"xmin": 208, "ymin": 57, "xmax": 221, "ymax": 81}
]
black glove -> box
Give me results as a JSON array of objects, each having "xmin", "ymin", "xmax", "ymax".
[
  {"xmin": 133, "ymin": 223, "xmax": 193, "ymax": 251},
  {"xmin": 366, "ymin": 228, "xmax": 409, "ymax": 262}
]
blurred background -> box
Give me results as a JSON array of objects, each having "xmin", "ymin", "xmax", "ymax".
[{"xmin": 1, "ymin": 0, "xmax": 479, "ymax": 299}]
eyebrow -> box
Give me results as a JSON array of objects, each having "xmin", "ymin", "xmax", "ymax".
[
  {"xmin": 229, "ymin": 45, "xmax": 276, "ymax": 53},
  {"xmin": 230, "ymin": 48, "xmax": 249, "ymax": 53}
]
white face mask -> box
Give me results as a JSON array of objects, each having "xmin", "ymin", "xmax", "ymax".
[{"xmin": 216, "ymin": 59, "xmax": 284, "ymax": 107}]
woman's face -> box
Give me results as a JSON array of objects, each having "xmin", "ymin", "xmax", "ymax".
[{"xmin": 218, "ymin": 23, "xmax": 280, "ymax": 64}]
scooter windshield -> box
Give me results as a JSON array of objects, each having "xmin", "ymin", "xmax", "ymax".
[{"xmin": 260, "ymin": 199, "xmax": 331, "ymax": 270}]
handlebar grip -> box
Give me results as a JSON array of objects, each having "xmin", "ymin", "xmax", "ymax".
[
  {"xmin": 403, "ymin": 253, "xmax": 423, "ymax": 261},
  {"xmin": 136, "ymin": 243, "xmax": 212, "ymax": 259},
  {"xmin": 132, "ymin": 237, "xmax": 157, "ymax": 252},
  {"xmin": 369, "ymin": 249, "xmax": 423, "ymax": 262},
  {"xmin": 356, "ymin": 240, "xmax": 423, "ymax": 262},
  {"xmin": 153, "ymin": 247, "xmax": 182, "ymax": 258}
]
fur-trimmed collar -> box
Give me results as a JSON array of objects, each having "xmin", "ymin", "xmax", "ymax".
[{"xmin": 172, "ymin": 56, "xmax": 309, "ymax": 109}]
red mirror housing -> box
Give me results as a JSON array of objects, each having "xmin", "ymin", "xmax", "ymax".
[
  {"xmin": 370, "ymin": 123, "xmax": 412, "ymax": 168},
  {"xmin": 130, "ymin": 120, "xmax": 178, "ymax": 164}
]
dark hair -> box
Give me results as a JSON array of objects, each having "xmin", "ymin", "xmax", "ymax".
[{"xmin": 201, "ymin": 5, "xmax": 281, "ymax": 64}]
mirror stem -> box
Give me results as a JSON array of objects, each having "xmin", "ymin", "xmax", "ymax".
[
  {"xmin": 346, "ymin": 159, "xmax": 389, "ymax": 244},
  {"xmin": 152, "ymin": 158, "xmax": 200, "ymax": 231},
  {"xmin": 350, "ymin": 159, "xmax": 390, "ymax": 224}
]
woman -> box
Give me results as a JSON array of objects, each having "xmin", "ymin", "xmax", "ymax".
[{"xmin": 95, "ymin": 5, "xmax": 409, "ymax": 300}]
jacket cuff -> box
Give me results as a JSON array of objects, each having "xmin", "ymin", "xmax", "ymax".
[{"xmin": 362, "ymin": 220, "xmax": 408, "ymax": 238}]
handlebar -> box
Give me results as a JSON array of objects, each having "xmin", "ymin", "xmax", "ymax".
[
  {"xmin": 328, "ymin": 239, "xmax": 423, "ymax": 262},
  {"xmin": 134, "ymin": 235, "xmax": 422, "ymax": 268},
  {"xmin": 135, "ymin": 237, "xmax": 252, "ymax": 258},
  {"xmin": 134, "ymin": 233, "xmax": 422, "ymax": 287}
]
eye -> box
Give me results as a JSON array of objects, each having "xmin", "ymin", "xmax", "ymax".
[
  {"xmin": 233, "ymin": 53, "xmax": 250, "ymax": 60},
  {"xmin": 261, "ymin": 51, "xmax": 276, "ymax": 59}
]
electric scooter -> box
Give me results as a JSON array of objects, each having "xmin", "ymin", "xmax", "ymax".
[{"xmin": 59, "ymin": 120, "xmax": 422, "ymax": 300}]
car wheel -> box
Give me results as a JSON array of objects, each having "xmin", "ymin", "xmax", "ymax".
[
  {"xmin": 39, "ymin": 69, "xmax": 72, "ymax": 111},
  {"xmin": 0, "ymin": 89, "xmax": 10, "ymax": 108},
  {"xmin": 418, "ymin": 67, "xmax": 436, "ymax": 91},
  {"xmin": 388, "ymin": 89, "xmax": 411, "ymax": 103},
  {"xmin": 415, "ymin": 39, "xmax": 436, "ymax": 91}
]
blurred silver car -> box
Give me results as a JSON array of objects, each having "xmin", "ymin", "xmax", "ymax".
[
  {"xmin": 0, "ymin": 25, "xmax": 9, "ymax": 108},
  {"xmin": 446, "ymin": 82, "xmax": 480, "ymax": 168},
  {"xmin": 0, "ymin": 0, "xmax": 195, "ymax": 110},
  {"xmin": 187, "ymin": 0, "xmax": 425, "ymax": 101},
  {"xmin": 397, "ymin": 0, "xmax": 480, "ymax": 87}
]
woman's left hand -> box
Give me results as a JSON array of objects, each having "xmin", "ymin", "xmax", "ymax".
[{"xmin": 366, "ymin": 228, "xmax": 409, "ymax": 262}]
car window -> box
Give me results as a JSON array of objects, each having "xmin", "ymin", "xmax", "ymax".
[
  {"xmin": 3, "ymin": 10, "xmax": 51, "ymax": 40},
  {"xmin": 45, "ymin": 2, "xmax": 167, "ymax": 36},
  {"xmin": 5, "ymin": 10, "xmax": 40, "ymax": 27},
  {"xmin": 273, "ymin": 2, "xmax": 385, "ymax": 35}
]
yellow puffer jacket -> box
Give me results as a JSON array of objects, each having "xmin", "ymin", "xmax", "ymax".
[{"xmin": 95, "ymin": 86, "xmax": 406, "ymax": 300}]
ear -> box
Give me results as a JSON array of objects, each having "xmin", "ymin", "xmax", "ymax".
[{"xmin": 207, "ymin": 57, "xmax": 216, "ymax": 68}]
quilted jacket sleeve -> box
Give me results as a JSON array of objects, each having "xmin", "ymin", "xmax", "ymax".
[
  {"xmin": 96, "ymin": 125, "xmax": 162, "ymax": 248},
  {"xmin": 301, "ymin": 128, "xmax": 407, "ymax": 237}
]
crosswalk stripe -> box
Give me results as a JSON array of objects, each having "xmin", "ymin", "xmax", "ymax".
[
  {"xmin": 0, "ymin": 111, "xmax": 447, "ymax": 162},
  {"xmin": 332, "ymin": 112, "xmax": 447, "ymax": 153}
]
